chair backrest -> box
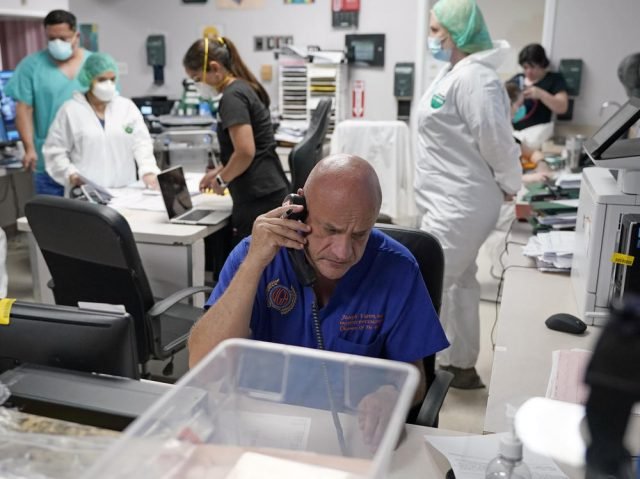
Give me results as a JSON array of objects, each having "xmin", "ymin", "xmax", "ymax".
[
  {"xmin": 25, "ymin": 196, "xmax": 155, "ymax": 363},
  {"xmin": 375, "ymin": 224, "xmax": 444, "ymax": 315},
  {"xmin": 288, "ymin": 98, "xmax": 332, "ymax": 191},
  {"xmin": 375, "ymin": 224, "xmax": 445, "ymax": 411}
]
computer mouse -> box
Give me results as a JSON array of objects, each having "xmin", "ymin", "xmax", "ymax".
[{"xmin": 545, "ymin": 313, "xmax": 587, "ymax": 334}]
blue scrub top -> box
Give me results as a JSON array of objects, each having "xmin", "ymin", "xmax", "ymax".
[
  {"xmin": 206, "ymin": 229, "xmax": 449, "ymax": 363},
  {"xmin": 5, "ymin": 49, "xmax": 90, "ymax": 172}
]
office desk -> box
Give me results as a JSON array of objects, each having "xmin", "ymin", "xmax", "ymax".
[
  {"xmin": 17, "ymin": 194, "xmax": 231, "ymax": 307},
  {"xmin": 5, "ymin": 408, "xmax": 586, "ymax": 478},
  {"xmin": 485, "ymin": 223, "xmax": 640, "ymax": 455},
  {"xmin": 484, "ymin": 251, "xmax": 593, "ymax": 433},
  {"xmin": 2, "ymin": 405, "xmax": 460, "ymax": 478}
]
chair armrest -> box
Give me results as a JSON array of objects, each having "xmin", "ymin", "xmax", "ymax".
[
  {"xmin": 415, "ymin": 369, "xmax": 454, "ymax": 428},
  {"xmin": 147, "ymin": 286, "xmax": 213, "ymax": 317}
]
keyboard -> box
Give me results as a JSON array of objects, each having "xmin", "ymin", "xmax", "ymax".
[{"xmin": 178, "ymin": 209, "xmax": 213, "ymax": 222}]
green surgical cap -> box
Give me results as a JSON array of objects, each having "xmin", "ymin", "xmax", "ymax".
[
  {"xmin": 78, "ymin": 52, "xmax": 119, "ymax": 88},
  {"xmin": 433, "ymin": 0, "xmax": 493, "ymax": 54}
]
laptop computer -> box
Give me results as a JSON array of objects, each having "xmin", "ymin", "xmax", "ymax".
[{"xmin": 157, "ymin": 166, "xmax": 228, "ymax": 225}]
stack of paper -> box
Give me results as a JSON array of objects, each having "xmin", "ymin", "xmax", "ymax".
[
  {"xmin": 523, "ymin": 231, "xmax": 575, "ymax": 272},
  {"xmin": 275, "ymin": 120, "xmax": 308, "ymax": 144},
  {"xmin": 546, "ymin": 349, "xmax": 592, "ymax": 404},
  {"xmin": 555, "ymin": 172, "xmax": 582, "ymax": 189},
  {"xmin": 531, "ymin": 199, "xmax": 579, "ymax": 230}
]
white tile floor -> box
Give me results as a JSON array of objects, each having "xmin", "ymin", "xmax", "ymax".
[{"xmin": 5, "ymin": 231, "xmax": 503, "ymax": 434}]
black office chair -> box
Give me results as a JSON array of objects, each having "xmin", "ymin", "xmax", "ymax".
[
  {"xmin": 288, "ymin": 97, "xmax": 332, "ymax": 191},
  {"xmin": 376, "ymin": 223, "xmax": 454, "ymax": 428},
  {"xmin": 24, "ymin": 196, "xmax": 212, "ymax": 375}
]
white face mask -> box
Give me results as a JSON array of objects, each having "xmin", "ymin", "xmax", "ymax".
[
  {"xmin": 196, "ymin": 81, "xmax": 218, "ymax": 99},
  {"xmin": 92, "ymin": 80, "xmax": 117, "ymax": 102},
  {"xmin": 48, "ymin": 39, "xmax": 73, "ymax": 61}
]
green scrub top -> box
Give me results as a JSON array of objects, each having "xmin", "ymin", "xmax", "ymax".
[{"xmin": 5, "ymin": 49, "xmax": 91, "ymax": 173}]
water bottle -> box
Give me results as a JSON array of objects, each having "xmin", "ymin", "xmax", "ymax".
[
  {"xmin": 485, "ymin": 434, "xmax": 532, "ymax": 479},
  {"xmin": 486, "ymin": 408, "xmax": 531, "ymax": 479}
]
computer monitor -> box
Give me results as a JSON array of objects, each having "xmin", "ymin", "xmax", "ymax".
[
  {"xmin": 132, "ymin": 95, "xmax": 174, "ymax": 117},
  {"xmin": 585, "ymin": 96, "xmax": 640, "ymax": 161},
  {"xmin": 0, "ymin": 70, "xmax": 19, "ymax": 144},
  {"xmin": 0, "ymin": 301, "xmax": 140, "ymax": 379}
]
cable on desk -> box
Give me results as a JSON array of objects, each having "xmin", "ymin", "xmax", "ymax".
[
  {"xmin": 490, "ymin": 218, "xmax": 538, "ymax": 350},
  {"xmin": 489, "ymin": 218, "xmax": 518, "ymax": 280}
]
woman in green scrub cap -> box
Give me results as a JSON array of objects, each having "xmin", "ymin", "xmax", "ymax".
[
  {"xmin": 415, "ymin": 0, "xmax": 522, "ymax": 389},
  {"xmin": 43, "ymin": 52, "xmax": 159, "ymax": 193}
]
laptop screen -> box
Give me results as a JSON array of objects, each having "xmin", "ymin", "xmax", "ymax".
[{"xmin": 157, "ymin": 166, "xmax": 194, "ymax": 219}]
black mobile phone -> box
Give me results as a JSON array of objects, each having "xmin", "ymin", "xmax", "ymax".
[{"xmin": 282, "ymin": 194, "xmax": 316, "ymax": 287}]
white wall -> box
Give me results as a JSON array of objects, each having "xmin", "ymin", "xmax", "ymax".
[
  {"xmin": 68, "ymin": 0, "xmax": 417, "ymax": 121},
  {"xmin": 477, "ymin": 0, "xmax": 545, "ymax": 78},
  {"xmin": 549, "ymin": 0, "xmax": 640, "ymax": 128},
  {"xmin": 0, "ymin": 0, "xmax": 68, "ymax": 18}
]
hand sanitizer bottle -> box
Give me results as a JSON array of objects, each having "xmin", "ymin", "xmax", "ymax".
[{"xmin": 486, "ymin": 409, "xmax": 532, "ymax": 479}]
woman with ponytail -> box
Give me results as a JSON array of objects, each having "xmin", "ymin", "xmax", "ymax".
[{"xmin": 184, "ymin": 36, "xmax": 289, "ymax": 244}]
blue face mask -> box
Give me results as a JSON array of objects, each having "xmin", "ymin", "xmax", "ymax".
[
  {"xmin": 512, "ymin": 105, "xmax": 526, "ymax": 123},
  {"xmin": 48, "ymin": 39, "xmax": 73, "ymax": 61},
  {"xmin": 428, "ymin": 36, "xmax": 452, "ymax": 62}
]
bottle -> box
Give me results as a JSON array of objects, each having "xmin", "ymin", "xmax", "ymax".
[{"xmin": 485, "ymin": 412, "xmax": 531, "ymax": 479}]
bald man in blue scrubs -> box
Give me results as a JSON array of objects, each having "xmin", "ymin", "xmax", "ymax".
[{"xmin": 189, "ymin": 154, "xmax": 449, "ymax": 407}]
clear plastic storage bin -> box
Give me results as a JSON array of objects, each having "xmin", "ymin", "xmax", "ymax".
[{"xmin": 85, "ymin": 339, "xmax": 418, "ymax": 479}]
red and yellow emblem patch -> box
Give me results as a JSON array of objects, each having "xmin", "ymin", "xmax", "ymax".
[{"xmin": 266, "ymin": 279, "xmax": 297, "ymax": 315}]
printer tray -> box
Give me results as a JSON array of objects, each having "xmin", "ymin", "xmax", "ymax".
[{"xmin": 0, "ymin": 364, "xmax": 171, "ymax": 431}]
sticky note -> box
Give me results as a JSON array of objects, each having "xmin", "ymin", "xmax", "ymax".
[
  {"xmin": 0, "ymin": 298, "xmax": 16, "ymax": 325},
  {"xmin": 611, "ymin": 252, "xmax": 635, "ymax": 266}
]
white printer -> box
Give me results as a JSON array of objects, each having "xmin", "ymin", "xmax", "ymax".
[{"xmin": 572, "ymin": 97, "xmax": 640, "ymax": 325}]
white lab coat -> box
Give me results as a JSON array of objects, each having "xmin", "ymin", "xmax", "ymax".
[
  {"xmin": 415, "ymin": 41, "xmax": 521, "ymax": 369},
  {"xmin": 44, "ymin": 92, "xmax": 159, "ymax": 190}
]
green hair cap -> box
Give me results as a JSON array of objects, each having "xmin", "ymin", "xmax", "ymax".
[
  {"xmin": 78, "ymin": 52, "xmax": 119, "ymax": 88},
  {"xmin": 433, "ymin": 0, "xmax": 493, "ymax": 54}
]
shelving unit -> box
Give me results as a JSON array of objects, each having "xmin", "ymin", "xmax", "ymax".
[
  {"xmin": 278, "ymin": 62, "xmax": 308, "ymax": 121},
  {"xmin": 278, "ymin": 57, "xmax": 348, "ymax": 138},
  {"xmin": 307, "ymin": 63, "xmax": 347, "ymax": 136}
]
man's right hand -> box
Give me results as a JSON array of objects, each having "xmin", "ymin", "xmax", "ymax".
[
  {"xmin": 22, "ymin": 149, "xmax": 37, "ymax": 171},
  {"xmin": 247, "ymin": 204, "xmax": 311, "ymax": 269},
  {"xmin": 69, "ymin": 173, "xmax": 84, "ymax": 187}
]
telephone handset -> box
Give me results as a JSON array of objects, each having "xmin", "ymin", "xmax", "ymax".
[{"xmin": 282, "ymin": 193, "xmax": 317, "ymax": 287}]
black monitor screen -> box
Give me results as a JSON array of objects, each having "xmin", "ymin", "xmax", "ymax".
[
  {"xmin": 157, "ymin": 166, "xmax": 193, "ymax": 219},
  {"xmin": 351, "ymin": 40, "xmax": 375, "ymax": 62},
  {"xmin": 0, "ymin": 302, "xmax": 139, "ymax": 379},
  {"xmin": 588, "ymin": 97, "xmax": 640, "ymax": 157},
  {"xmin": 0, "ymin": 70, "xmax": 19, "ymax": 143}
]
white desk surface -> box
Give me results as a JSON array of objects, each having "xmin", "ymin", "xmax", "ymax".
[
  {"xmin": 16, "ymin": 193, "xmax": 232, "ymax": 246},
  {"xmin": 485, "ymin": 223, "xmax": 596, "ymax": 433}
]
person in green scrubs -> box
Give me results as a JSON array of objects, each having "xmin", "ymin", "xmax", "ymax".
[{"xmin": 5, "ymin": 10, "xmax": 91, "ymax": 195}]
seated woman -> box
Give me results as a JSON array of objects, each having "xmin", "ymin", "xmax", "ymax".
[
  {"xmin": 510, "ymin": 44, "xmax": 569, "ymax": 140},
  {"xmin": 505, "ymin": 81, "xmax": 552, "ymax": 185},
  {"xmin": 44, "ymin": 52, "xmax": 159, "ymax": 193}
]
